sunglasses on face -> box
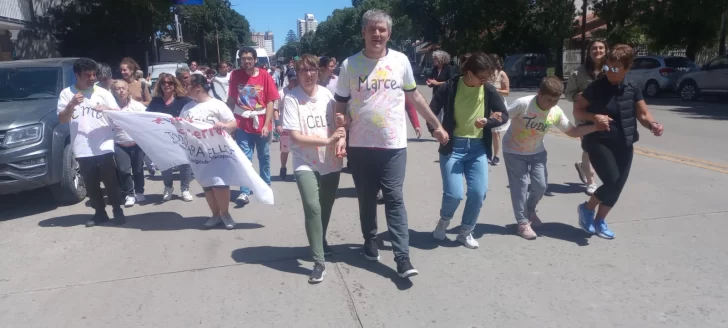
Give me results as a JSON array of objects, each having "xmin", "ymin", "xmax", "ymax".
[
  {"xmin": 605, "ymin": 65, "xmax": 623, "ymax": 73},
  {"xmin": 161, "ymin": 81, "xmax": 175, "ymax": 86}
]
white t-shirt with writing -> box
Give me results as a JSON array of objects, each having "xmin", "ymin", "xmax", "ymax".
[
  {"xmin": 335, "ymin": 49, "xmax": 417, "ymax": 149},
  {"xmin": 113, "ymin": 99, "xmax": 147, "ymax": 145},
  {"xmin": 503, "ymin": 95, "xmax": 572, "ymax": 155},
  {"xmin": 57, "ymin": 86, "xmax": 119, "ymax": 158},
  {"xmin": 180, "ymin": 98, "xmax": 235, "ymax": 125},
  {"xmin": 281, "ymin": 86, "xmax": 343, "ymax": 175}
]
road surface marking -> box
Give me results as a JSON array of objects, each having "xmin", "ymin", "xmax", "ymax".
[{"xmin": 548, "ymin": 131, "xmax": 728, "ymax": 175}]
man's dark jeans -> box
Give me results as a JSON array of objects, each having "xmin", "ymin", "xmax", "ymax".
[
  {"xmin": 348, "ymin": 147, "xmax": 409, "ymax": 260},
  {"xmin": 77, "ymin": 153, "xmax": 122, "ymax": 212}
]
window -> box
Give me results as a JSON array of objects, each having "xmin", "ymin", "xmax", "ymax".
[
  {"xmin": 664, "ymin": 57, "xmax": 696, "ymax": 69},
  {"xmin": 707, "ymin": 56, "xmax": 728, "ymax": 70},
  {"xmin": 0, "ymin": 67, "xmax": 61, "ymax": 101}
]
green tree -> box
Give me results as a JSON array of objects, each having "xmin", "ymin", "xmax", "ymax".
[
  {"xmin": 285, "ymin": 30, "xmax": 298, "ymax": 44},
  {"xmin": 178, "ymin": 0, "xmax": 252, "ymax": 64},
  {"xmin": 39, "ymin": 0, "xmax": 173, "ymax": 66}
]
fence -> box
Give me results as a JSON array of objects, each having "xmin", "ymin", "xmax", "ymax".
[{"xmin": 629, "ymin": 44, "xmax": 718, "ymax": 65}]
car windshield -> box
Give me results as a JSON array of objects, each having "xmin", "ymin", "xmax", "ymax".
[
  {"xmin": 664, "ymin": 57, "xmax": 696, "ymax": 68},
  {"xmin": 256, "ymin": 57, "xmax": 269, "ymax": 68},
  {"xmin": 524, "ymin": 56, "xmax": 546, "ymax": 67},
  {"xmin": 0, "ymin": 67, "xmax": 60, "ymax": 101}
]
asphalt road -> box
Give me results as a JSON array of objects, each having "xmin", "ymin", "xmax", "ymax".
[{"xmin": 1, "ymin": 85, "xmax": 727, "ymax": 327}]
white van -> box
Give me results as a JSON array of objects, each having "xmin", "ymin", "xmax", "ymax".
[
  {"xmin": 235, "ymin": 47, "xmax": 271, "ymax": 70},
  {"xmin": 148, "ymin": 62, "xmax": 189, "ymax": 90}
]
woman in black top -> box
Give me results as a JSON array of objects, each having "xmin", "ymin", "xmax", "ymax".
[
  {"xmin": 574, "ymin": 44, "xmax": 664, "ymax": 240},
  {"xmin": 426, "ymin": 50, "xmax": 455, "ymax": 95},
  {"xmin": 146, "ymin": 73, "xmax": 195, "ymax": 202}
]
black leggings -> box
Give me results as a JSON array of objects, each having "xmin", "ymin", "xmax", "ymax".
[{"xmin": 586, "ymin": 139, "xmax": 633, "ymax": 207}]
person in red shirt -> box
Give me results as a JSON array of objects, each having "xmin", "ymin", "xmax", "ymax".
[{"xmin": 227, "ymin": 46, "xmax": 280, "ymax": 206}]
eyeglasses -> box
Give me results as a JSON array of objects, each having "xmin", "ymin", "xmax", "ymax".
[
  {"xmin": 240, "ymin": 57, "xmax": 255, "ymax": 62},
  {"xmin": 161, "ymin": 81, "xmax": 175, "ymax": 86},
  {"xmin": 301, "ymin": 68, "xmax": 319, "ymax": 75},
  {"xmin": 605, "ymin": 65, "xmax": 623, "ymax": 73}
]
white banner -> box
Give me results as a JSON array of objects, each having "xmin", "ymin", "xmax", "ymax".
[{"xmin": 105, "ymin": 111, "xmax": 274, "ymax": 205}]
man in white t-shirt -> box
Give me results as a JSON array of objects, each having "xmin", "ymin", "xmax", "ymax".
[
  {"xmin": 210, "ymin": 61, "xmax": 231, "ymax": 101},
  {"xmin": 57, "ymin": 58, "xmax": 125, "ymax": 227},
  {"xmin": 333, "ymin": 9, "xmax": 449, "ymax": 279}
]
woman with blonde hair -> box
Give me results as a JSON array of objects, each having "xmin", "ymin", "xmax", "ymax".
[
  {"xmin": 119, "ymin": 57, "xmax": 151, "ymax": 106},
  {"xmin": 146, "ymin": 73, "xmax": 194, "ymax": 202}
]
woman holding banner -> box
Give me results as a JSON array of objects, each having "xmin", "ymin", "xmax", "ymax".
[
  {"xmin": 182, "ymin": 75, "xmax": 239, "ymax": 230},
  {"xmin": 282, "ymin": 54, "xmax": 345, "ymax": 284}
]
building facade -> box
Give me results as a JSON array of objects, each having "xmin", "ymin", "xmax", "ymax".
[
  {"xmin": 251, "ymin": 31, "xmax": 274, "ymax": 53},
  {"xmin": 297, "ymin": 14, "xmax": 317, "ymax": 39},
  {"xmin": 0, "ymin": 0, "xmax": 61, "ymax": 61}
]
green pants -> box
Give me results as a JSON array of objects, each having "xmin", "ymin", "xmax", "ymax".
[{"xmin": 294, "ymin": 170, "xmax": 341, "ymax": 263}]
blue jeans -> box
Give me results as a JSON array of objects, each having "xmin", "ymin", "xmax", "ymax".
[
  {"xmin": 439, "ymin": 137, "xmax": 489, "ymax": 230},
  {"xmin": 235, "ymin": 129, "xmax": 271, "ymax": 195}
]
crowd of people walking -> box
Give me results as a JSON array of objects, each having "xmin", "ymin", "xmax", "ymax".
[{"xmin": 57, "ymin": 9, "xmax": 663, "ymax": 284}]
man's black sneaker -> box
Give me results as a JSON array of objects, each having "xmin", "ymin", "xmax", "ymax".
[
  {"xmin": 396, "ymin": 257, "xmax": 419, "ymax": 278},
  {"xmin": 86, "ymin": 211, "xmax": 110, "ymax": 227},
  {"xmin": 491, "ymin": 156, "xmax": 500, "ymax": 166},
  {"xmin": 363, "ymin": 239, "xmax": 380, "ymax": 261},
  {"xmin": 112, "ymin": 208, "xmax": 126, "ymax": 225},
  {"xmin": 279, "ymin": 167, "xmax": 287, "ymax": 181},
  {"xmin": 323, "ymin": 240, "xmax": 334, "ymax": 256},
  {"xmin": 308, "ymin": 262, "xmax": 326, "ymax": 284}
]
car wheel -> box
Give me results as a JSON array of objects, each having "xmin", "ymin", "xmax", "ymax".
[
  {"xmin": 50, "ymin": 143, "xmax": 86, "ymax": 204},
  {"xmin": 679, "ymin": 80, "xmax": 699, "ymax": 101},
  {"xmin": 645, "ymin": 80, "xmax": 660, "ymax": 97}
]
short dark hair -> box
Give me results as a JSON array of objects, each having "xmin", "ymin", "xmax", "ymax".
[
  {"xmin": 239, "ymin": 47, "xmax": 257, "ymax": 60},
  {"xmin": 319, "ymin": 56, "xmax": 335, "ymax": 68},
  {"xmin": 73, "ymin": 58, "xmax": 99, "ymax": 75},
  {"xmin": 461, "ymin": 52, "xmax": 494, "ymax": 76},
  {"xmin": 190, "ymin": 74, "xmax": 211, "ymax": 92},
  {"xmin": 539, "ymin": 76, "xmax": 564, "ymax": 97}
]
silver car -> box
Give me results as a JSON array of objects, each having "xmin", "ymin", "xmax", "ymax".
[
  {"xmin": 627, "ymin": 56, "xmax": 696, "ymax": 97},
  {"xmin": 675, "ymin": 55, "xmax": 728, "ymax": 101}
]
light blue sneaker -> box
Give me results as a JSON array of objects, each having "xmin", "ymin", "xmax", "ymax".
[
  {"xmin": 578, "ymin": 203, "xmax": 596, "ymax": 234},
  {"xmin": 595, "ymin": 220, "xmax": 615, "ymax": 239}
]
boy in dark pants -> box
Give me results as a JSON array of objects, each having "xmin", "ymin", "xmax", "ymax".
[{"xmin": 57, "ymin": 58, "xmax": 125, "ymax": 227}]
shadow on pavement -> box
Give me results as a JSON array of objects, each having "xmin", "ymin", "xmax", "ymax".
[
  {"xmin": 0, "ymin": 188, "xmax": 61, "ymax": 222},
  {"xmin": 647, "ymin": 97, "xmax": 728, "ymax": 121},
  {"xmin": 37, "ymin": 211, "xmax": 265, "ymax": 231},
  {"xmin": 547, "ymin": 182, "xmax": 585, "ymax": 195},
  {"xmin": 231, "ymin": 244, "xmax": 414, "ymax": 290},
  {"xmin": 512, "ymin": 222, "xmax": 591, "ymax": 246}
]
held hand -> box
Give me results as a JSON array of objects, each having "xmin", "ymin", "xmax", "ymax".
[
  {"xmin": 474, "ymin": 118, "xmax": 487, "ymax": 129},
  {"xmin": 214, "ymin": 122, "xmax": 227, "ymax": 130},
  {"xmin": 594, "ymin": 114, "xmax": 612, "ymax": 131},
  {"xmin": 415, "ymin": 127, "xmax": 422, "ymax": 139},
  {"xmin": 71, "ymin": 92, "xmax": 85, "ymax": 106},
  {"xmin": 335, "ymin": 137, "xmax": 347, "ymax": 158},
  {"xmin": 426, "ymin": 79, "xmax": 433, "ymax": 86},
  {"xmin": 489, "ymin": 112, "xmax": 502, "ymax": 122},
  {"xmin": 328, "ymin": 129, "xmax": 345, "ymax": 144},
  {"xmin": 261, "ymin": 126, "xmax": 270, "ymax": 137},
  {"xmin": 433, "ymin": 127, "xmax": 449, "ymax": 145},
  {"xmin": 650, "ymin": 122, "xmax": 664, "ymax": 136},
  {"xmin": 275, "ymin": 126, "xmax": 283, "ymax": 134}
]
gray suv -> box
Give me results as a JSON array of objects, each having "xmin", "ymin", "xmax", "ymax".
[{"xmin": 0, "ymin": 58, "xmax": 86, "ymax": 204}]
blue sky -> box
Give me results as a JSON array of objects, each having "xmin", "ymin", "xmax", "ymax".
[{"xmin": 230, "ymin": 0, "xmax": 353, "ymax": 52}]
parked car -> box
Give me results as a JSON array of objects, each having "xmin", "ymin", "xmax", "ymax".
[
  {"xmin": 627, "ymin": 56, "xmax": 696, "ymax": 97},
  {"xmin": 676, "ymin": 55, "xmax": 728, "ymax": 101},
  {"xmin": 148, "ymin": 62, "xmax": 188, "ymax": 90},
  {"xmin": 503, "ymin": 53, "xmax": 547, "ymax": 88},
  {"xmin": 0, "ymin": 58, "xmax": 86, "ymax": 203}
]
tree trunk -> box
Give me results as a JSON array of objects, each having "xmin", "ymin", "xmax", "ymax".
[
  {"xmin": 720, "ymin": 11, "xmax": 727, "ymax": 56},
  {"xmin": 556, "ymin": 42, "xmax": 564, "ymax": 78},
  {"xmin": 685, "ymin": 41, "xmax": 699, "ymax": 62},
  {"xmin": 580, "ymin": 0, "xmax": 588, "ymax": 64}
]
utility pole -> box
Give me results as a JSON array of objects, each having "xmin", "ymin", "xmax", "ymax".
[
  {"xmin": 216, "ymin": 28, "xmax": 221, "ymax": 63},
  {"xmin": 720, "ymin": 10, "xmax": 727, "ymax": 56},
  {"xmin": 580, "ymin": 0, "xmax": 588, "ymax": 63}
]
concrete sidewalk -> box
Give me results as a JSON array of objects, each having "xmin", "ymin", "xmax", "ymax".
[{"xmin": 1, "ymin": 128, "xmax": 727, "ymax": 327}]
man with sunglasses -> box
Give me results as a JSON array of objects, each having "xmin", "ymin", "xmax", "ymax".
[{"xmin": 227, "ymin": 46, "xmax": 280, "ymax": 206}]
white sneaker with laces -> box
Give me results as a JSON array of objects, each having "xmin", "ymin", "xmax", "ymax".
[
  {"xmin": 221, "ymin": 213, "xmax": 236, "ymax": 230},
  {"xmin": 162, "ymin": 187, "xmax": 174, "ymax": 201},
  {"xmin": 432, "ymin": 219, "xmax": 450, "ymax": 240},
  {"xmin": 135, "ymin": 193, "xmax": 146, "ymax": 202},
  {"xmin": 124, "ymin": 196, "xmax": 135, "ymax": 207},
  {"xmin": 586, "ymin": 184, "xmax": 597, "ymax": 195},
  {"xmin": 456, "ymin": 229, "xmax": 479, "ymax": 249},
  {"xmin": 181, "ymin": 190, "xmax": 194, "ymax": 202}
]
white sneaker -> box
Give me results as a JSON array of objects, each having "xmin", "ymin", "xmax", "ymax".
[
  {"xmin": 135, "ymin": 193, "xmax": 146, "ymax": 202},
  {"xmin": 162, "ymin": 187, "xmax": 174, "ymax": 201},
  {"xmin": 586, "ymin": 184, "xmax": 597, "ymax": 195},
  {"xmin": 221, "ymin": 213, "xmax": 236, "ymax": 230},
  {"xmin": 456, "ymin": 229, "xmax": 479, "ymax": 249},
  {"xmin": 432, "ymin": 219, "xmax": 450, "ymax": 240},
  {"xmin": 124, "ymin": 195, "xmax": 135, "ymax": 207},
  {"xmin": 181, "ymin": 190, "xmax": 194, "ymax": 202},
  {"xmin": 203, "ymin": 216, "xmax": 222, "ymax": 229}
]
